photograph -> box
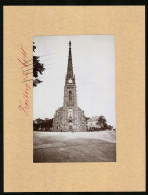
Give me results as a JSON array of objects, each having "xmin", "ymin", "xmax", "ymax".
[{"xmin": 33, "ymin": 35, "xmax": 116, "ymax": 162}]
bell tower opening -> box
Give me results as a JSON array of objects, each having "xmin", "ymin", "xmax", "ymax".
[{"xmin": 69, "ymin": 91, "xmax": 72, "ymax": 101}]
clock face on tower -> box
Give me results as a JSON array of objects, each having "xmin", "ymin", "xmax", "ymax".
[{"xmin": 68, "ymin": 79, "xmax": 72, "ymax": 84}]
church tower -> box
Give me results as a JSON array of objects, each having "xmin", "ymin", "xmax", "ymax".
[
  {"xmin": 64, "ymin": 41, "xmax": 77, "ymax": 107},
  {"xmin": 53, "ymin": 41, "xmax": 87, "ymax": 132}
]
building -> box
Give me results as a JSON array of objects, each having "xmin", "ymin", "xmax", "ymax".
[
  {"xmin": 87, "ymin": 116, "xmax": 100, "ymax": 130},
  {"xmin": 87, "ymin": 116, "xmax": 114, "ymax": 131},
  {"xmin": 53, "ymin": 41, "xmax": 87, "ymax": 132}
]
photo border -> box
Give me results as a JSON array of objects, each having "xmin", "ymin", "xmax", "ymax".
[{"xmin": 0, "ymin": 0, "xmax": 147, "ymax": 193}]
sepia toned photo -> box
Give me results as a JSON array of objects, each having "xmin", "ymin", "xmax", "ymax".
[
  {"xmin": 3, "ymin": 4, "xmax": 145, "ymax": 192},
  {"xmin": 33, "ymin": 35, "xmax": 116, "ymax": 162}
]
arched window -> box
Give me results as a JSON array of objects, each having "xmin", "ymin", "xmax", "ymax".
[
  {"xmin": 68, "ymin": 109, "xmax": 73, "ymax": 119},
  {"xmin": 69, "ymin": 91, "xmax": 72, "ymax": 101}
]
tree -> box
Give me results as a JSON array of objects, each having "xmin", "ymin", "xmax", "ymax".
[
  {"xmin": 97, "ymin": 116, "xmax": 107, "ymax": 129},
  {"xmin": 33, "ymin": 42, "xmax": 45, "ymax": 87},
  {"xmin": 33, "ymin": 118, "xmax": 53, "ymax": 131}
]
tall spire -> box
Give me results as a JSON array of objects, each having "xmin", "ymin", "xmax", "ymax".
[{"xmin": 66, "ymin": 41, "xmax": 73, "ymax": 79}]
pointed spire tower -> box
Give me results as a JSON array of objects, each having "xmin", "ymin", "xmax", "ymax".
[
  {"xmin": 67, "ymin": 41, "xmax": 73, "ymax": 78},
  {"xmin": 65, "ymin": 41, "xmax": 75, "ymax": 84},
  {"xmin": 64, "ymin": 41, "xmax": 77, "ymax": 106}
]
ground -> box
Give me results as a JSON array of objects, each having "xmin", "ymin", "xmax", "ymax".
[{"xmin": 33, "ymin": 131, "xmax": 116, "ymax": 162}]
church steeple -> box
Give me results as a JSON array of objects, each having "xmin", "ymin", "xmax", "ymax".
[
  {"xmin": 66, "ymin": 41, "xmax": 74, "ymax": 79},
  {"xmin": 64, "ymin": 41, "xmax": 77, "ymax": 107}
]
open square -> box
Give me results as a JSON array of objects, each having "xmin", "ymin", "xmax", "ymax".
[{"xmin": 33, "ymin": 131, "xmax": 116, "ymax": 162}]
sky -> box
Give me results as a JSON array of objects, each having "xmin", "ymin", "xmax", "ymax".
[{"xmin": 33, "ymin": 35, "xmax": 116, "ymax": 128}]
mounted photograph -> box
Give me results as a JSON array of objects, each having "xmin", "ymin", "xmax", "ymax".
[{"xmin": 33, "ymin": 35, "xmax": 116, "ymax": 162}]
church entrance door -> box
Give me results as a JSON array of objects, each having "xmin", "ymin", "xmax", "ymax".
[{"xmin": 68, "ymin": 121, "xmax": 73, "ymax": 131}]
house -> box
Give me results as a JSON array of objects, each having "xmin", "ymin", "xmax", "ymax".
[{"xmin": 86, "ymin": 116, "xmax": 101, "ymax": 130}]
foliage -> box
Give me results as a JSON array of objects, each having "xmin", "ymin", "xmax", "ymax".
[
  {"xmin": 33, "ymin": 78, "xmax": 43, "ymax": 87},
  {"xmin": 33, "ymin": 118, "xmax": 53, "ymax": 131},
  {"xmin": 33, "ymin": 44, "xmax": 36, "ymax": 52},
  {"xmin": 88, "ymin": 127, "xmax": 106, "ymax": 132},
  {"xmin": 96, "ymin": 116, "xmax": 107, "ymax": 129},
  {"xmin": 33, "ymin": 42, "xmax": 45, "ymax": 87}
]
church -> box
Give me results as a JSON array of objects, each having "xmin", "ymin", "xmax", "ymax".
[{"xmin": 53, "ymin": 41, "xmax": 87, "ymax": 132}]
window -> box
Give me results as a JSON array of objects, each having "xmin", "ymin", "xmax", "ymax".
[
  {"xmin": 68, "ymin": 109, "xmax": 73, "ymax": 119},
  {"xmin": 69, "ymin": 91, "xmax": 72, "ymax": 101}
]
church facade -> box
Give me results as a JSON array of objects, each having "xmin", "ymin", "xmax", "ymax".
[{"xmin": 53, "ymin": 41, "xmax": 87, "ymax": 132}]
